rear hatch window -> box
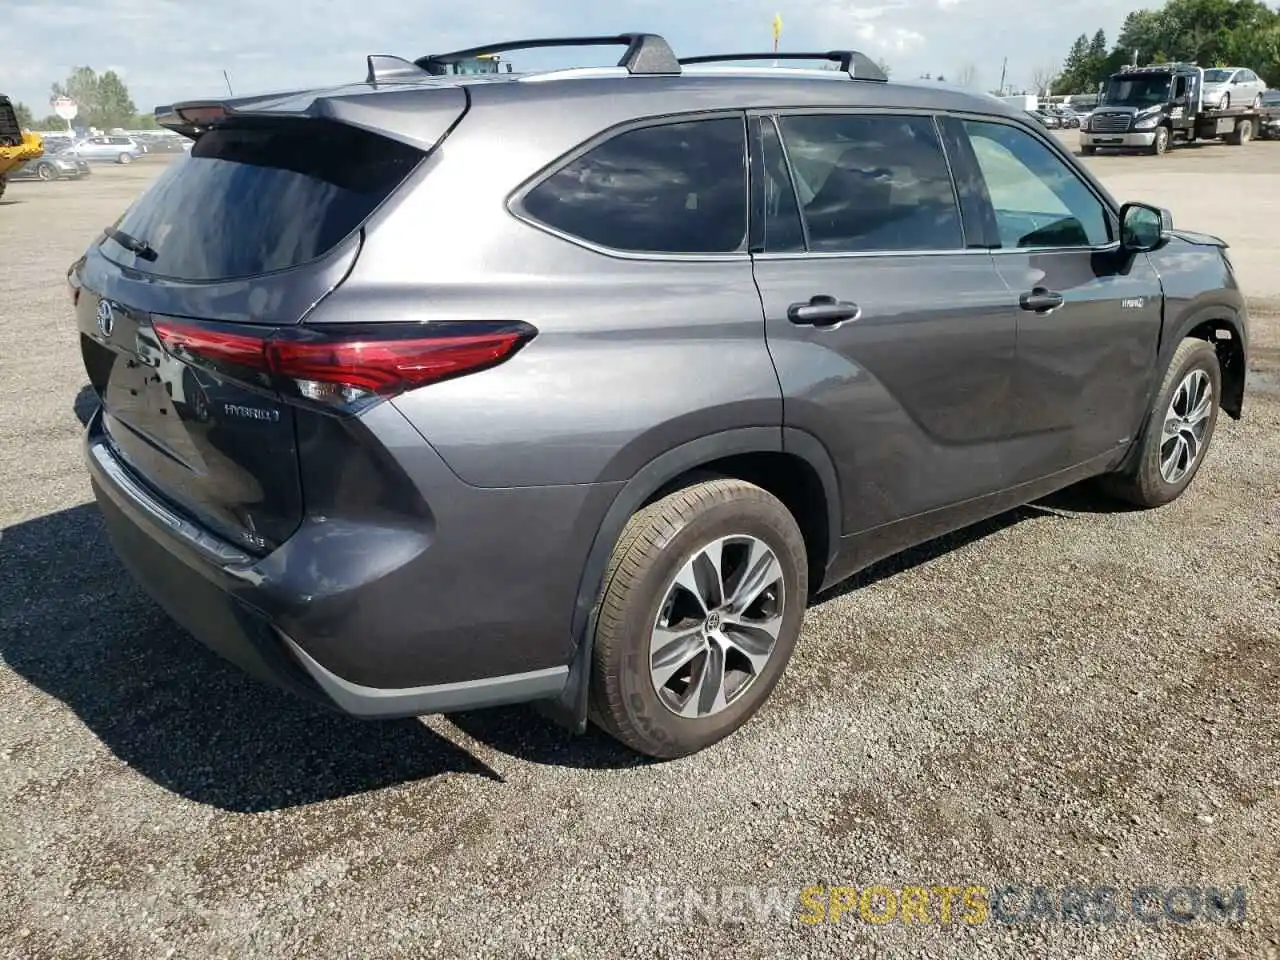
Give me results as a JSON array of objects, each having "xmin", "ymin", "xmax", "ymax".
[
  {"xmin": 80, "ymin": 117, "xmax": 425, "ymax": 554},
  {"xmin": 101, "ymin": 118, "xmax": 423, "ymax": 281}
]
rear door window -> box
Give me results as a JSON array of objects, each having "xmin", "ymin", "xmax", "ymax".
[
  {"xmin": 520, "ymin": 116, "xmax": 748, "ymax": 255},
  {"xmin": 101, "ymin": 119, "xmax": 424, "ymax": 281},
  {"xmin": 774, "ymin": 114, "xmax": 964, "ymax": 253}
]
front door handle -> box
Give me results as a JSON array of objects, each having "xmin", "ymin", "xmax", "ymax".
[
  {"xmin": 1019, "ymin": 287, "xmax": 1065, "ymax": 313},
  {"xmin": 787, "ymin": 295, "xmax": 861, "ymax": 327}
]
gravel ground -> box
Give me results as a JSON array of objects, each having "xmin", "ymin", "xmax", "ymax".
[{"xmin": 1, "ymin": 147, "xmax": 1277, "ymax": 960}]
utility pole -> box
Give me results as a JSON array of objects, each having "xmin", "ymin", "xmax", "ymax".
[
  {"xmin": 222, "ymin": 70, "xmax": 234, "ymax": 96},
  {"xmin": 998, "ymin": 57, "xmax": 1007, "ymax": 95}
]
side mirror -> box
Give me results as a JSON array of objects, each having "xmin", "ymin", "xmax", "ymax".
[{"xmin": 1119, "ymin": 202, "xmax": 1173, "ymax": 252}]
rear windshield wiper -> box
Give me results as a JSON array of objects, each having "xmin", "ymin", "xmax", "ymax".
[{"xmin": 103, "ymin": 225, "xmax": 158, "ymax": 262}]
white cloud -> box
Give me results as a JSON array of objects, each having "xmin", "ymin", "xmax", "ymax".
[{"xmin": 0, "ymin": 0, "xmax": 1167, "ymax": 113}]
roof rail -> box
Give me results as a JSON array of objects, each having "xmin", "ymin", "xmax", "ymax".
[
  {"xmin": 678, "ymin": 51, "xmax": 887, "ymax": 82},
  {"xmin": 366, "ymin": 54, "xmax": 433, "ymax": 85},
  {"xmin": 416, "ymin": 33, "xmax": 680, "ymax": 76}
]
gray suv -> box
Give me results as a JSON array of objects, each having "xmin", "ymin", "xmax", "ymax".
[{"xmin": 69, "ymin": 35, "xmax": 1250, "ymax": 759}]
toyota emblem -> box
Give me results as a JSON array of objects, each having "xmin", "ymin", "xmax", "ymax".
[{"xmin": 96, "ymin": 299, "xmax": 115, "ymax": 337}]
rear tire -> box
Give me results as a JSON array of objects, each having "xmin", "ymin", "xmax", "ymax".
[
  {"xmin": 589, "ymin": 478, "xmax": 808, "ymax": 759},
  {"xmin": 0, "ymin": 175, "xmax": 6, "ymax": 201},
  {"xmin": 36, "ymin": 163, "xmax": 58, "ymax": 181},
  {"xmin": 1098, "ymin": 337, "xmax": 1221, "ymax": 508},
  {"xmin": 1226, "ymin": 119, "xmax": 1253, "ymax": 145}
]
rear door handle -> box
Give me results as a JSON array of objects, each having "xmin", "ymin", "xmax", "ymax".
[
  {"xmin": 787, "ymin": 295, "xmax": 861, "ymax": 327},
  {"xmin": 1019, "ymin": 287, "xmax": 1065, "ymax": 313}
]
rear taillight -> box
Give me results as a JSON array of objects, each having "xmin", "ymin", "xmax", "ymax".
[{"xmin": 152, "ymin": 320, "xmax": 536, "ymax": 411}]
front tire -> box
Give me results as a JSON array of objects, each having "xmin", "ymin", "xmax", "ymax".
[
  {"xmin": 117, "ymin": 152, "xmax": 133, "ymax": 164},
  {"xmin": 1099, "ymin": 337, "xmax": 1222, "ymax": 508},
  {"xmin": 1150, "ymin": 125, "xmax": 1171, "ymax": 155},
  {"xmin": 36, "ymin": 163, "xmax": 58, "ymax": 181},
  {"xmin": 589, "ymin": 478, "xmax": 808, "ymax": 759}
]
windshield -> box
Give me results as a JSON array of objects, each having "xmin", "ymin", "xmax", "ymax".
[
  {"xmin": 1203, "ymin": 69, "xmax": 1233, "ymax": 83},
  {"xmin": 1263, "ymin": 92, "xmax": 1280, "ymax": 105},
  {"xmin": 1102, "ymin": 75, "xmax": 1171, "ymax": 106}
]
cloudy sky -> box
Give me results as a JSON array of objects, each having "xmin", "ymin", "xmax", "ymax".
[{"xmin": 5, "ymin": 0, "xmax": 1161, "ymax": 115}]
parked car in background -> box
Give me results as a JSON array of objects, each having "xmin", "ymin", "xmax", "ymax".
[
  {"xmin": 132, "ymin": 133, "xmax": 188, "ymax": 154},
  {"xmin": 1030, "ymin": 109, "xmax": 1063, "ymax": 128},
  {"xmin": 7, "ymin": 142, "xmax": 91, "ymax": 181},
  {"xmin": 1053, "ymin": 106, "xmax": 1082, "ymax": 128},
  {"xmin": 70, "ymin": 135, "xmax": 143, "ymax": 164},
  {"xmin": 1201, "ymin": 67, "xmax": 1266, "ymax": 109}
]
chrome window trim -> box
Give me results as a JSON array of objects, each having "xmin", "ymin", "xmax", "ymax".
[{"xmin": 754, "ymin": 240, "xmax": 1123, "ymax": 262}]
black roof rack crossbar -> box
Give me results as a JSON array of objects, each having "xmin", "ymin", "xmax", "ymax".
[
  {"xmin": 416, "ymin": 33, "xmax": 680, "ymax": 76},
  {"xmin": 678, "ymin": 50, "xmax": 887, "ymax": 82},
  {"xmin": 366, "ymin": 54, "xmax": 433, "ymax": 85}
]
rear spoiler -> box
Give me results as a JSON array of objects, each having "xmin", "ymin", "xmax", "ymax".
[
  {"xmin": 154, "ymin": 80, "xmax": 467, "ymax": 152},
  {"xmin": 154, "ymin": 88, "xmax": 327, "ymax": 140}
]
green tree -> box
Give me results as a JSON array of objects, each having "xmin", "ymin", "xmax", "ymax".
[
  {"xmin": 13, "ymin": 101, "xmax": 35, "ymax": 130},
  {"xmin": 1060, "ymin": 0, "xmax": 1280, "ymax": 95},
  {"xmin": 96, "ymin": 71, "xmax": 137, "ymax": 128},
  {"xmin": 49, "ymin": 66, "xmax": 141, "ymax": 129},
  {"xmin": 876, "ymin": 58, "xmax": 892, "ymax": 79},
  {"xmin": 51, "ymin": 66, "xmax": 101, "ymax": 123},
  {"xmin": 1055, "ymin": 34, "xmax": 1093, "ymax": 92},
  {"xmin": 1088, "ymin": 29, "xmax": 1108, "ymax": 59}
]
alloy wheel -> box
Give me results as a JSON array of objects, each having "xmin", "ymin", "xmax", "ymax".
[
  {"xmin": 1160, "ymin": 369, "xmax": 1213, "ymax": 484},
  {"xmin": 649, "ymin": 534, "xmax": 786, "ymax": 719}
]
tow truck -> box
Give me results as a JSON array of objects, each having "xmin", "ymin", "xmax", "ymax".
[
  {"xmin": 1079, "ymin": 62, "xmax": 1262, "ymax": 156},
  {"xmin": 443, "ymin": 52, "xmax": 513, "ymax": 75}
]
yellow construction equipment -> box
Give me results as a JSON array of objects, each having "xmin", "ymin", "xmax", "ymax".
[{"xmin": 0, "ymin": 95, "xmax": 45, "ymax": 202}]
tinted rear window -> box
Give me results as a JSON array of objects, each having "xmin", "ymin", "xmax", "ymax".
[
  {"xmin": 101, "ymin": 119, "xmax": 423, "ymax": 280},
  {"xmin": 521, "ymin": 117, "xmax": 748, "ymax": 255}
]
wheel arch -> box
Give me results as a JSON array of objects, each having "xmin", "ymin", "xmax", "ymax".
[
  {"xmin": 546, "ymin": 426, "xmax": 841, "ymax": 732},
  {"xmin": 1175, "ymin": 309, "xmax": 1247, "ymax": 419},
  {"xmin": 1112, "ymin": 303, "xmax": 1245, "ymax": 479}
]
